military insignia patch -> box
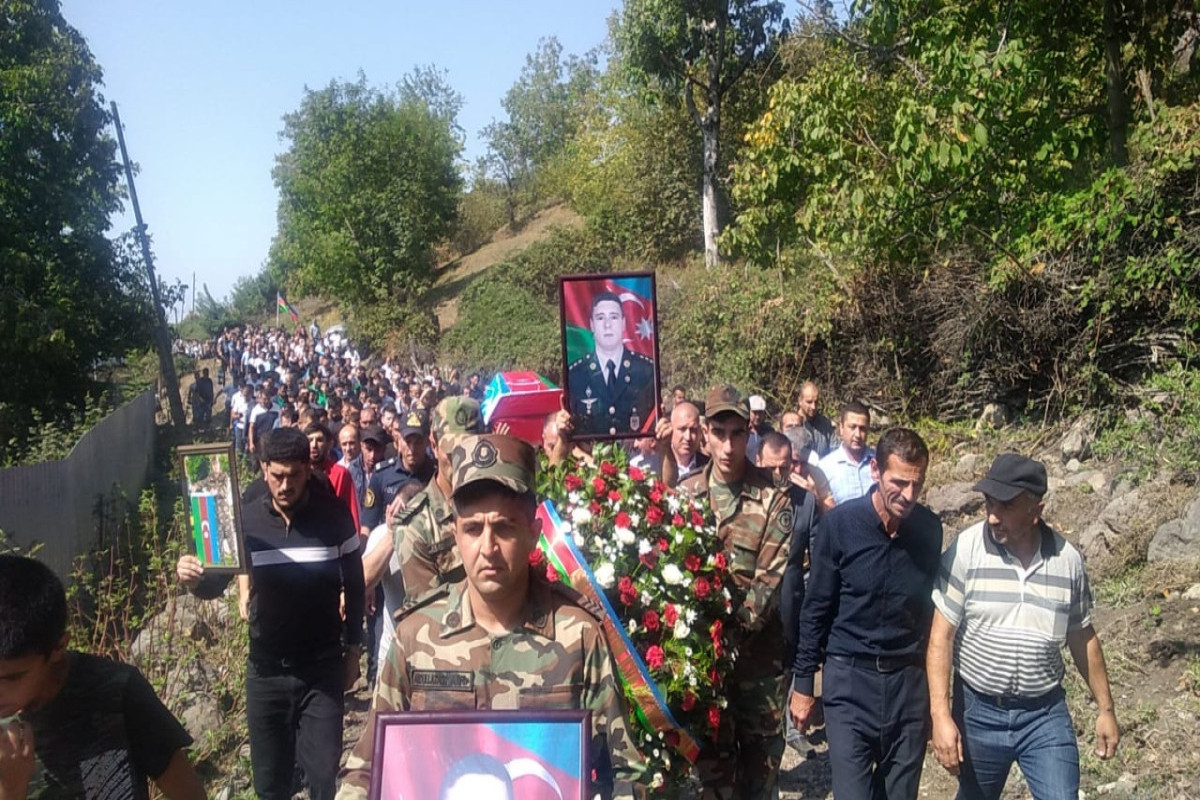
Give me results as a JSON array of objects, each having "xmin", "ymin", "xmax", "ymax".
[
  {"xmin": 454, "ymin": 406, "xmax": 469, "ymax": 426},
  {"xmin": 472, "ymin": 438, "xmax": 498, "ymax": 468},
  {"xmin": 777, "ymin": 508, "xmax": 794, "ymax": 532},
  {"xmin": 364, "ymin": 489, "xmax": 376, "ymax": 508}
]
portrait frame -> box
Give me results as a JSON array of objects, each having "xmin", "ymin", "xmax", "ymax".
[
  {"xmin": 558, "ymin": 271, "xmax": 662, "ymax": 442},
  {"xmin": 369, "ymin": 710, "xmax": 591, "ymax": 800},
  {"xmin": 177, "ymin": 441, "xmax": 246, "ymax": 574}
]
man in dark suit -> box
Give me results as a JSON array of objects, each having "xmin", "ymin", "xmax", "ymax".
[{"xmin": 567, "ymin": 291, "xmax": 655, "ymax": 436}]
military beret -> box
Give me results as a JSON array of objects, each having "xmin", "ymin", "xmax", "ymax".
[{"xmin": 449, "ymin": 434, "xmax": 537, "ymax": 497}]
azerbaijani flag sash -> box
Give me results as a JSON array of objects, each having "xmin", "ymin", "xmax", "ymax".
[{"xmin": 536, "ymin": 501, "xmax": 701, "ymax": 764}]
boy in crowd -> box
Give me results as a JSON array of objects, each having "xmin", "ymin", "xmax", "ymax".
[{"xmin": 0, "ymin": 555, "xmax": 204, "ymax": 799}]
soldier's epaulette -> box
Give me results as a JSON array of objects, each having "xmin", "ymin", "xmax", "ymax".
[
  {"xmin": 631, "ymin": 351, "xmax": 652, "ymax": 363},
  {"xmin": 374, "ymin": 457, "xmax": 397, "ymax": 474},
  {"xmin": 567, "ymin": 356, "xmax": 589, "ymax": 370},
  {"xmin": 393, "ymin": 581, "xmax": 451, "ymax": 622},
  {"xmin": 547, "ymin": 579, "xmax": 605, "ymax": 622},
  {"xmin": 393, "ymin": 489, "xmax": 430, "ymax": 527}
]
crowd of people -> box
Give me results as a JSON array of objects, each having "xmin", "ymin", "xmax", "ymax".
[{"xmin": 0, "ymin": 320, "xmax": 1120, "ymax": 800}]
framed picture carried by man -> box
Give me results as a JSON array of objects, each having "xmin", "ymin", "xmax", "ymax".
[{"xmin": 559, "ymin": 272, "xmax": 662, "ymax": 441}]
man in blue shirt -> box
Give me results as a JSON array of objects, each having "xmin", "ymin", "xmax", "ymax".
[
  {"xmin": 817, "ymin": 400, "xmax": 875, "ymax": 505},
  {"xmin": 791, "ymin": 427, "xmax": 942, "ymax": 800}
]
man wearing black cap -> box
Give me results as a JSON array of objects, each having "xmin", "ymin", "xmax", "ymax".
[
  {"xmin": 360, "ymin": 410, "xmax": 434, "ymax": 535},
  {"xmin": 927, "ymin": 453, "xmax": 1119, "ymax": 799},
  {"xmin": 176, "ymin": 427, "xmax": 364, "ymax": 800}
]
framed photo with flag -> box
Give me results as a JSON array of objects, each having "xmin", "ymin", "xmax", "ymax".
[
  {"xmin": 559, "ymin": 271, "xmax": 661, "ymax": 440},
  {"xmin": 178, "ymin": 442, "xmax": 246, "ymax": 573},
  {"xmin": 369, "ymin": 710, "xmax": 590, "ymax": 800}
]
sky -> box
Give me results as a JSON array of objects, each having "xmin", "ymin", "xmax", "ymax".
[{"xmin": 58, "ymin": 0, "xmax": 622, "ymax": 310}]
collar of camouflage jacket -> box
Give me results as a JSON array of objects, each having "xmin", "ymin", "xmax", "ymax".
[{"xmin": 438, "ymin": 575, "xmax": 557, "ymax": 641}]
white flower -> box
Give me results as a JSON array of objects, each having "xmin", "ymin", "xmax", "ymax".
[
  {"xmin": 592, "ymin": 536, "xmax": 604, "ymax": 550},
  {"xmin": 572, "ymin": 507, "xmax": 592, "ymax": 525},
  {"xmin": 627, "ymin": 618, "xmax": 638, "ymax": 635},
  {"xmin": 594, "ymin": 563, "xmax": 616, "ymax": 588},
  {"xmin": 667, "ymin": 495, "xmax": 681, "ymax": 512},
  {"xmin": 661, "ymin": 564, "xmax": 684, "ymax": 585},
  {"xmin": 640, "ymin": 590, "xmax": 654, "ymax": 605},
  {"xmin": 630, "ymin": 513, "xmax": 641, "ymax": 527},
  {"xmin": 568, "ymin": 491, "xmax": 581, "ymax": 505},
  {"xmin": 686, "ymin": 608, "xmax": 698, "ymax": 624},
  {"xmin": 673, "ymin": 619, "xmax": 691, "ymax": 639},
  {"xmin": 638, "ymin": 539, "xmax": 652, "ymax": 555},
  {"xmin": 674, "ymin": 532, "xmax": 684, "ymax": 544},
  {"xmin": 616, "ymin": 527, "xmax": 636, "ymax": 546},
  {"xmin": 573, "ymin": 532, "xmax": 585, "ymax": 547}
]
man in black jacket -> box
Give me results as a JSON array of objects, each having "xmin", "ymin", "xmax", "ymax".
[{"xmin": 177, "ymin": 427, "xmax": 365, "ymax": 800}]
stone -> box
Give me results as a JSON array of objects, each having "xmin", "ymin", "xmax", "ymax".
[
  {"xmin": 1148, "ymin": 492, "xmax": 1200, "ymax": 563},
  {"xmin": 1060, "ymin": 413, "xmax": 1096, "ymax": 462},
  {"xmin": 1064, "ymin": 469, "xmax": 1110, "ymax": 497},
  {"xmin": 1079, "ymin": 489, "xmax": 1147, "ymax": 561},
  {"xmin": 1182, "ymin": 583, "xmax": 1200, "ymax": 601},
  {"xmin": 181, "ymin": 695, "xmax": 222, "ymax": 743},
  {"xmin": 975, "ymin": 403, "xmax": 1009, "ymax": 431},
  {"xmin": 1066, "ymin": 458, "xmax": 1082, "ymax": 473},
  {"xmin": 952, "ymin": 453, "xmax": 982, "ymax": 482},
  {"xmin": 926, "ymin": 482, "xmax": 984, "ymax": 519}
]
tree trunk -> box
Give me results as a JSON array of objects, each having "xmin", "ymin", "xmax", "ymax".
[
  {"xmin": 1103, "ymin": 0, "xmax": 1131, "ymax": 166},
  {"xmin": 702, "ymin": 119, "xmax": 721, "ymax": 268}
]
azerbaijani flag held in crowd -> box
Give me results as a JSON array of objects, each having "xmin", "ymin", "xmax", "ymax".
[
  {"xmin": 561, "ymin": 274, "xmax": 656, "ymax": 366},
  {"xmin": 377, "ymin": 715, "xmax": 583, "ymax": 800},
  {"xmin": 190, "ymin": 492, "xmax": 223, "ymax": 564},
  {"xmin": 276, "ymin": 292, "xmax": 300, "ymax": 323}
]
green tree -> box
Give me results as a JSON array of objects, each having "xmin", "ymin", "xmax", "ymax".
[
  {"xmin": 268, "ymin": 71, "xmax": 462, "ymax": 312},
  {"xmin": 615, "ymin": 0, "xmax": 788, "ymax": 267},
  {"xmin": 0, "ymin": 0, "xmax": 152, "ymax": 458}
]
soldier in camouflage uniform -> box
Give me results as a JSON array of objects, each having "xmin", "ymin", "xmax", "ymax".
[
  {"xmin": 679, "ymin": 385, "xmax": 794, "ymax": 800},
  {"xmin": 393, "ymin": 396, "xmax": 484, "ymax": 597},
  {"xmin": 337, "ymin": 434, "xmax": 647, "ymax": 800}
]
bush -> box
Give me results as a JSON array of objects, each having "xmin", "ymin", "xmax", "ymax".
[
  {"xmin": 440, "ymin": 279, "xmax": 560, "ymax": 376},
  {"xmin": 451, "ymin": 181, "xmax": 510, "ymax": 256}
]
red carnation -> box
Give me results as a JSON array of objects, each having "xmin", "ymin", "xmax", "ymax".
[
  {"xmin": 710, "ymin": 619, "xmax": 724, "ymax": 642},
  {"xmin": 645, "ymin": 645, "xmax": 665, "ymax": 670},
  {"xmin": 672, "ymin": 513, "xmax": 685, "ymax": 526},
  {"xmin": 629, "ymin": 466, "xmax": 645, "ymax": 481},
  {"xmin": 592, "ymin": 477, "xmax": 607, "ymax": 493},
  {"xmin": 691, "ymin": 510, "xmax": 705, "ymax": 527},
  {"xmin": 684, "ymin": 553, "xmax": 702, "ymax": 572},
  {"xmin": 642, "ymin": 610, "xmax": 660, "ymax": 631},
  {"xmin": 600, "ymin": 461, "xmax": 618, "ymax": 477},
  {"xmin": 708, "ymin": 666, "xmax": 722, "ymax": 687},
  {"xmin": 714, "ymin": 552, "xmax": 728, "ymax": 570},
  {"xmin": 713, "ymin": 575, "xmax": 723, "ymax": 591},
  {"xmin": 708, "ymin": 706, "xmax": 721, "ymax": 729},
  {"xmin": 714, "ymin": 640, "xmax": 724, "ymax": 658},
  {"xmin": 564, "ymin": 473, "xmax": 583, "ymax": 492},
  {"xmin": 654, "ymin": 480, "xmax": 667, "ymax": 494},
  {"xmin": 528, "ymin": 549, "xmax": 544, "ymax": 567},
  {"xmin": 589, "ymin": 501, "xmax": 602, "ymax": 515},
  {"xmin": 618, "ymin": 576, "xmax": 635, "ymax": 595},
  {"xmin": 656, "ymin": 538, "xmax": 669, "ymax": 552},
  {"xmin": 663, "ymin": 604, "xmax": 678, "ymax": 626},
  {"xmin": 649, "ymin": 489, "xmax": 663, "ymax": 504},
  {"xmin": 693, "ymin": 577, "xmax": 712, "ymax": 599},
  {"xmin": 681, "ymin": 691, "xmax": 697, "ymax": 711},
  {"xmin": 607, "ymin": 490, "xmax": 622, "ymax": 503},
  {"xmin": 545, "ymin": 564, "xmax": 560, "ymax": 583},
  {"xmin": 646, "ymin": 506, "xmax": 664, "ymax": 525},
  {"xmin": 639, "ymin": 551, "xmax": 659, "ymax": 570},
  {"xmin": 615, "ymin": 511, "xmax": 632, "ymax": 529}
]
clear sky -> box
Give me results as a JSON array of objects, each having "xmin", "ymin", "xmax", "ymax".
[{"xmin": 58, "ymin": 0, "xmax": 621, "ymax": 311}]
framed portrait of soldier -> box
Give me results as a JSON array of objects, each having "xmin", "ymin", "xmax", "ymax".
[
  {"xmin": 369, "ymin": 710, "xmax": 590, "ymax": 800},
  {"xmin": 559, "ymin": 271, "xmax": 662, "ymax": 440},
  {"xmin": 178, "ymin": 442, "xmax": 246, "ymax": 573}
]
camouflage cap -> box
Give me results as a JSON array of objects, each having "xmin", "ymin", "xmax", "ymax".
[
  {"xmin": 431, "ymin": 396, "xmax": 483, "ymax": 446},
  {"xmin": 704, "ymin": 384, "xmax": 749, "ymax": 420},
  {"xmin": 449, "ymin": 434, "xmax": 537, "ymax": 497}
]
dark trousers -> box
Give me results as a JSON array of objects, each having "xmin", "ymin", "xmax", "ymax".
[
  {"xmin": 246, "ymin": 657, "xmax": 344, "ymax": 800},
  {"xmin": 365, "ymin": 585, "xmax": 384, "ymax": 684},
  {"xmin": 823, "ymin": 656, "xmax": 930, "ymax": 800}
]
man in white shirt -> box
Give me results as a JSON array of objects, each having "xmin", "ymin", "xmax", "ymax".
[{"xmin": 817, "ymin": 401, "xmax": 876, "ymax": 505}]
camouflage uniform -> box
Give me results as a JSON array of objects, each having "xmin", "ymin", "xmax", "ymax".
[
  {"xmin": 680, "ymin": 386, "xmax": 794, "ymax": 800},
  {"xmin": 392, "ymin": 396, "xmax": 483, "ymax": 597},
  {"xmin": 337, "ymin": 434, "xmax": 647, "ymax": 800}
]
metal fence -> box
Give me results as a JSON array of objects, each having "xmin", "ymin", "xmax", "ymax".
[{"xmin": 0, "ymin": 391, "xmax": 158, "ymax": 577}]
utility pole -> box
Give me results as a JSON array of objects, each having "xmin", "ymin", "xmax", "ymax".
[{"xmin": 111, "ymin": 102, "xmax": 187, "ymax": 430}]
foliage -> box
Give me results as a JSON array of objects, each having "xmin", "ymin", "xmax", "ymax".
[
  {"xmin": 227, "ymin": 269, "xmax": 279, "ymax": 323},
  {"xmin": 269, "ymin": 71, "xmax": 462, "ymax": 306},
  {"xmin": 2, "ymin": 394, "xmax": 116, "ymax": 467},
  {"xmin": 450, "ymin": 172, "xmax": 510, "ymax": 256},
  {"xmin": 540, "ymin": 445, "xmax": 737, "ymax": 794},
  {"xmin": 0, "ymin": 1, "xmax": 154, "ymax": 458},
  {"xmin": 1092, "ymin": 365, "xmax": 1200, "ymax": 484}
]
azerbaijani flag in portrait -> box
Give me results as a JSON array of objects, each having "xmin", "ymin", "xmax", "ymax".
[
  {"xmin": 561, "ymin": 274, "xmax": 656, "ymax": 366},
  {"xmin": 190, "ymin": 492, "xmax": 223, "ymax": 564},
  {"xmin": 378, "ymin": 717, "xmax": 583, "ymax": 800}
]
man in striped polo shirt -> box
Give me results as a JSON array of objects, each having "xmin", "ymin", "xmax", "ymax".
[{"xmin": 927, "ymin": 453, "xmax": 1120, "ymax": 800}]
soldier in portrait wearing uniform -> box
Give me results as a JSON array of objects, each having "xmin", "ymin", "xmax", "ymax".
[
  {"xmin": 679, "ymin": 385, "xmax": 794, "ymax": 799},
  {"xmin": 566, "ymin": 291, "xmax": 655, "ymax": 437},
  {"xmin": 394, "ymin": 396, "xmax": 485, "ymax": 599},
  {"xmin": 336, "ymin": 434, "xmax": 647, "ymax": 800}
]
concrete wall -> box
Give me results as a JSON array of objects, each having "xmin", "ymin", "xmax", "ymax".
[{"xmin": 0, "ymin": 391, "xmax": 158, "ymax": 577}]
